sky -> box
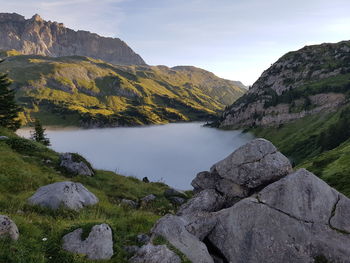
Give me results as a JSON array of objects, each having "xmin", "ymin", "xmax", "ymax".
[{"xmin": 1, "ymin": 0, "xmax": 350, "ymax": 85}]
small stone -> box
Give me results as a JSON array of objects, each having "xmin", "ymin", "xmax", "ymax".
[
  {"xmin": 121, "ymin": 199, "xmax": 138, "ymax": 208},
  {"xmin": 130, "ymin": 244, "xmax": 181, "ymax": 263},
  {"xmin": 0, "ymin": 215, "xmax": 19, "ymax": 241},
  {"xmin": 164, "ymin": 188, "xmax": 187, "ymax": 198},
  {"xmin": 142, "ymin": 177, "xmax": 150, "ymax": 183},
  {"xmin": 59, "ymin": 153, "xmax": 94, "ymax": 176},
  {"xmin": 141, "ymin": 194, "xmax": 156, "ymax": 204},
  {"xmin": 137, "ymin": 234, "xmax": 150, "ymax": 244}
]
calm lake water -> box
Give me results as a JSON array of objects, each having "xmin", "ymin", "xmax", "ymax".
[{"xmin": 18, "ymin": 123, "xmax": 253, "ymax": 189}]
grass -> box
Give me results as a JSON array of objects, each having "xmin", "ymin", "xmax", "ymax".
[
  {"xmin": 0, "ymin": 127, "xmax": 184, "ymax": 262},
  {"xmin": 251, "ymin": 106, "xmax": 350, "ymax": 197}
]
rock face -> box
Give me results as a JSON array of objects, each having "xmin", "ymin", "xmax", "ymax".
[
  {"xmin": 62, "ymin": 223, "xmax": 113, "ymax": 260},
  {"xmin": 0, "ymin": 13, "xmax": 145, "ymax": 65},
  {"xmin": 130, "ymin": 244, "xmax": 181, "ymax": 263},
  {"xmin": 59, "ymin": 153, "xmax": 94, "ymax": 176},
  {"xmin": 28, "ymin": 181, "xmax": 98, "ymax": 210},
  {"xmin": 0, "ymin": 215, "xmax": 19, "ymax": 240},
  {"xmin": 139, "ymin": 139, "xmax": 350, "ymax": 263},
  {"xmin": 220, "ymin": 41, "xmax": 350, "ymax": 128}
]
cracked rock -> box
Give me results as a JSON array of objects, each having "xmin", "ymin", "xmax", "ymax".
[
  {"xmin": 329, "ymin": 194, "xmax": 350, "ymax": 233},
  {"xmin": 62, "ymin": 223, "xmax": 113, "ymax": 260},
  {"xmin": 211, "ymin": 138, "xmax": 292, "ymax": 189}
]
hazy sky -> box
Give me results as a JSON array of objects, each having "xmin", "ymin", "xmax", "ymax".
[{"xmin": 1, "ymin": 0, "xmax": 350, "ymax": 85}]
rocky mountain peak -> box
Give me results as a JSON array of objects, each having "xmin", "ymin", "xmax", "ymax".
[
  {"xmin": 0, "ymin": 12, "xmax": 146, "ymax": 65},
  {"xmin": 30, "ymin": 14, "xmax": 43, "ymax": 22},
  {"xmin": 0, "ymin": 12, "xmax": 25, "ymax": 22}
]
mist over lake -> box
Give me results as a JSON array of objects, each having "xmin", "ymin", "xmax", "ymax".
[{"xmin": 18, "ymin": 123, "xmax": 253, "ymax": 189}]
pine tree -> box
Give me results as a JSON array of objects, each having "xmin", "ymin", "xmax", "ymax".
[
  {"xmin": 31, "ymin": 119, "xmax": 50, "ymax": 146},
  {"xmin": 0, "ymin": 68, "xmax": 21, "ymax": 131}
]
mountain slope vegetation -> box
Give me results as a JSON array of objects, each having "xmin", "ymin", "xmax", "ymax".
[
  {"xmin": 0, "ymin": 52, "xmax": 246, "ymax": 127},
  {"xmin": 218, "ymin": 40, "xmax": 350, "ymax": 197}
]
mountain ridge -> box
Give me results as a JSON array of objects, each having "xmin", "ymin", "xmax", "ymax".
[
  {"xmin": 219, "ymin": 40, "xmax": 350, "ymax": 128},
  {"xmin": 0, "ymin": 13, "xmax": 146, "ymax": 66},
  {"xmin": 0, "ymin": 52, "xmax": 246, "ymax": 127}
]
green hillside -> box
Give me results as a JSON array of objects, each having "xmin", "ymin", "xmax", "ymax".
[
  {"xmin": 251, "ymin": 104, "xmax": 350, "ymax": 197},
  {"xmin": 0, "ymin": 128, "xmax": 187, "ymax": 262},
  {"xmin": 0, "ymin": 52, "xmax": 246, "ymax": 127}
]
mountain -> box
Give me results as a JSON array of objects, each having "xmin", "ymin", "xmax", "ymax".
[
  {"xmin": 0, "ymin": 52, "xmax": 246, "ymax": 127},
  {"xmin": 217, "ymin": 40, "xmax": 350, "ymax": 197},
  {"xmin": 220, "ymin": 40, "xmax": 350, "ymax": 128},
  {"xmin": 0, "ymin": 13, "xmax": 145, "ymax": 65}
]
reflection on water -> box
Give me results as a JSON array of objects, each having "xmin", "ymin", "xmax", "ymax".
[{"xmin": 18, "ymin": 123, "xmax": 253, "ymax": 189}]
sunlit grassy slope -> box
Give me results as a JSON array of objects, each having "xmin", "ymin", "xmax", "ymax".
[
  {"xmin": 0, "ymin": 52, "xmax": 246, "ymax": 127},
  {"xmin": 252, "ymin": 104, "xmax": 350, "ymax": 197},
  {"xmin": 0, "ymin": 128, "xmax": 188, "ymax": 263}
]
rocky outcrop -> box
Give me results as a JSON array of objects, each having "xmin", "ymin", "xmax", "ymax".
[
  {"xmin": 0, "ymin": 13, "xmax": 145, "ymax": 65},
  {"xmin": 220, "ymin": 41, "xmax": 350, "ymax": 128},
  {"xmin": 0, "ymin": 215, "xmax": 19, "ymax": 240},
  {"xmin": 137, "ymin": 139, "xmax": 350, "ymax": 263},
  {"xmin": 62, "ymin": 223, "xmax": 113, "ymax": 260},
  {"xmin": 28, "ymin": 181, "xmax": 98, "ymax": 210},
  {"xmin": 59, "ymin": 153, "xmax": 94, "ymax": 176},
  {"xmin": 130, "ymin": 244, "xmax": 181, "ymax": 263}
]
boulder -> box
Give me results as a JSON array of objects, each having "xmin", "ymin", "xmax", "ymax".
[
  {"xmin": 62, "ymin": 223, "xmax": 113, "ymax": 260},
  {"xmin": 191, "ymin": 171, "xmax": 219, "ymax": 193},
  {"xmin": 211, "ymin": 138, "xmax": 292, "ymax": 189},
  {"xmin": 0, "ymin": 215, "xmax": 19, "ymax": 240},
  {"xmin": 139, "ymin": 139, "xmax": 350, "ymax": 263},
  {"xmin": 164, "ymin": 188, "xmax": 187, "ymax": 198},
  {"xmin": 59, "ymin": 153, "xmax": 94, "ymax": 176},
  {"xmin": 151, "ymin": 215, "xmax": 214, "ymax": 263},
  {"xmin": 177, "ymin": 189, "xmax": 224, "ymax": 216},
  {"xmin": 207, "ymin": 169, "xmax": 350, "ymax": 263},
  {"xmin": 121, "ymin": 199, "xmax": 138, "ymax": 208},
  {"xmin": 130, "ymin": 244, "xmax": 181, "ymax": 263},
  {"xmin": 28, "ymin": 181, "xmax": 98, "ymax": 211},
  {"xmin": 168, "ymin": 196, "xmax": 186, "ymax": 205},
  {"xmin": 141, "ymin": 194, "xmax": 156, "ymax": 204}
]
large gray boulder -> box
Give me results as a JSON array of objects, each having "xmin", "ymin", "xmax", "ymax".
[
  {"xmin": 60, "ymin": 153, "xmax": 94, "ymax": 176},
  {"xmin": 130, "ymin": 244, "xmax": 181, "ymax": 263},
  {"xmin": 138, "ymin": 139, "xmax": 350, "ymax": 263},
  {"xmin": 0, "ymin": 215, "xmax": 19, "ymax": 240},
  {"xmin": 28, "ymin": 181, "xmax": 98, "ymax": 211},
  {"xmin": 62, "ymin": 223, "xmax": 113, "ymax": 260},
  {"xmin": 207, "ymin": 169, "xmax": 350, "ymax": 263},
  {"xmin": 211, "ymin": 138, "xmax": 292, "ymax": 189}
]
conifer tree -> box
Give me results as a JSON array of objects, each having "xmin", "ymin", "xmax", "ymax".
[
  {"xmin": 31, "ymin": 119, "xmax": 50, "ymax": 146},
  {"xmin": 0, "ymin": 66, "xmax": 21, "ymax": 131}
]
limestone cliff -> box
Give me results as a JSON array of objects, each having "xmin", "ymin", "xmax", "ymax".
[
  {"xmin": 220, "ymin": 40, "xmax": 350, "ymax": 128},
  {"xmin": 0, "ymin": 13, "xmax": 145, "ymax": 65}
]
